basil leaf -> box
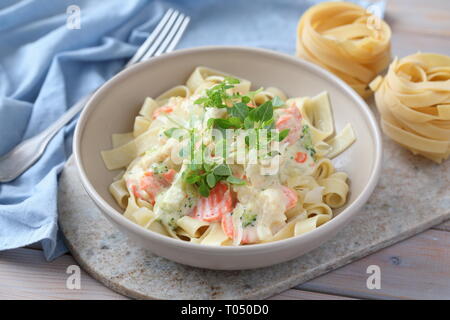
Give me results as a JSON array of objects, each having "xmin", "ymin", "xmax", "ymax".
[
  {"xmin": 226, "ymin": 175, "xmax": 246, "ymax": 185},
  {"xmin": 198, "ymin": 182, "xmax": 210, "ymax": 197},
  {"xmin": 207, "ymin": 118, "xmax": 216, "ymax": 128},
  {"xmin": 212, "ymin": 117, "xmax": 242, "ymax": 129},
  {"xmin": 262, "ymin": 118, "xmax": 274, "ymax": 129},
  {"xmin": 244, "ymin": 117, "xmax": 254, "ymax": 129},
  {"xmin": 278, "ymin": 129, "xmax": 290, "ymax": 142},
  {"xmin": 249, "ymin": 100, "xmax": 273, "ymax": 122},
  {"xmin": 229, "ymin": 102, "xmax": 249, "ymax": 120},
  {"xmin": 241, "ymin": 96, "xmax": 251, "ymax": 104},
  {"xmin": 228, "ymin": 117, "xmax": 243, "ymax": 128},
  {"xmin": 211, "ymin": 118, "xmax": 232, "ymax": 129},
  {"xmin": 206, "ymin": 173, "xmax": 216, "ymax": 188},
  {"xmin": 185, "ymin": 174, "xmax": 201, "ymax": 184},
  {"xmin": 213, "ymin": 164, "xmax": 232, "ymax": 176}
]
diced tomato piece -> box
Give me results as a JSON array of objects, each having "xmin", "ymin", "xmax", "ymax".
[
  {"xmin": 191, "ymin": 183, "xmax": 233, "ymax": 222},
  {"xmin": 140, "ymin": 175, "xmax": 163, "ymax": 192},
  {"xmin": 139, "ymin": 172, "xmax": 171, "ymax": 203},
  {"xmin": 282, "ymin": 186, "xmax": 298, "ymax": 210},
  {"xmin": 287, "ymin": 103, "xmax": 302, "ymax": 117},
  {"xmin": 276, "ymin": 114, "xmax": 291, "ymax": 126},
  {"xmin": 276, "ymin": 105, "xmax": 302, "ymax": 145},
  {"xmin": 152, "ymin": 105, "xmax": 173, "ymax": 119},
  {"xmin": 294, "ymin": 151, "xmax": 307, "ymax": 163},
  {"xmin": 130, "ymin": 184, "xmax": 140, "ymax": 199},
  {"xmin": 127, "ymin": 168, "xmax": 177, "ymax": 206},
  {"xmin": 162, "ymin": 169, "xmax": 176, "ymax": 183},
  {"xmin": 247, "ymin": 103, "xmax": 256, "ymax": 108}
]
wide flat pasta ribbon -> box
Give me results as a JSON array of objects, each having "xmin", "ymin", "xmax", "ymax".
[
  {"xmin": 370, "ymin": 53, "xmax": 450, "ymax": 163},
  {"xmin": 296, "ymin": 1, "xmax": 391, "ymax": 98},
  {"xmin": 102, "ymin": 66, "xmax": 355, "ymax": 244}
]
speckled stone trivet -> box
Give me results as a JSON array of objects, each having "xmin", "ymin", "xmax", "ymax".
[{"xmin": 58, "ymin": 130, "xmax": 450, "ymax": 299}]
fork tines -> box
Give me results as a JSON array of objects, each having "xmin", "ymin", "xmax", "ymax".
[{"xmin": 127, "ymin": 9, "xmax": 190, "ymax": 67}]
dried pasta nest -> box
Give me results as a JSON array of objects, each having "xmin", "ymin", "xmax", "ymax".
[
  {"xmin": 370, "ymin": 53, "xmax": 450, "ymax": 163},
  {"xmin": 296, "ymin": 1, "xmax": 391, "ymax": 98}
]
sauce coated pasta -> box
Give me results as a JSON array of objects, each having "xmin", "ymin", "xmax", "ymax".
[{"xmin": 101, "ymin": 67, "xmax": 356, "ymax": 245}]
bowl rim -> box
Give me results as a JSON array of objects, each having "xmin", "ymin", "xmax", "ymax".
[{"xmin": 74, "ymin": 45, "xmax": 382, "ymax": 254}]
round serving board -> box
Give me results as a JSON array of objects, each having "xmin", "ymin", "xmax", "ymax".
[{"xmin": 59, "ymin": 139, "xmax": 450, "ymax": 299}]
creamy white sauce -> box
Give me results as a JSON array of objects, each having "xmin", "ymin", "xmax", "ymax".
[{"xmin": 123, "ymin": 88, "xmax": 321, "ymax": 242}]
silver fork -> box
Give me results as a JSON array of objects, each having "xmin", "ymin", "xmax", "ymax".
[{"xmin": 0, "ymin": 9, "xmax": 190, "ymax": 183}]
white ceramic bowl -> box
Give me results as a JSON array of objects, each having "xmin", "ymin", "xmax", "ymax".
[{"xmin": 74, "ymin": 46, "xmax": 382, "ymax": 270}]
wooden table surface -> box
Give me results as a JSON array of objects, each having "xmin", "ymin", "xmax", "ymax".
[{"xmin": 1, "ymin": 0, "xmax": 449, "ymax": 300}]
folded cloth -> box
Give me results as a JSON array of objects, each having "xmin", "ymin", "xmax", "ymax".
[{"xmin": 0, "ymin": 0, "xmax": 384, "ymax": 260}]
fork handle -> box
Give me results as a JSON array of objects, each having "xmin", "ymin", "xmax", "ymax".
[
  {"xmin": 40, "ymin": 93, "xmax": 94, "ymax": 141},
  {"xmin": 0, "ymin": 92, "xmax": 95, "ymax": 182}
]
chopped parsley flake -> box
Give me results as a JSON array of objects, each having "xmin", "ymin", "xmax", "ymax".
[
  {"xmin": 301, "ymin": 125, "xmax": 316, "ymax": 159},
  {"xmin": 151, "ymin": 163, "xmax": 168, "ymax": 174},
  {"xmin": 241, "ymin": 212, "xmax": 257, "ymax": 228},
  {"xmin": 168, "ymin": 217, "xmax": 177, "ymax": 230}
]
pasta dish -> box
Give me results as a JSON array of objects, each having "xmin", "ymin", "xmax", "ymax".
[{"xmin": 101, "ymin": 67, "xmax": 356, "ymax": 246}]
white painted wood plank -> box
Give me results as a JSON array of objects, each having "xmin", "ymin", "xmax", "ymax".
[
  {"xmin": 269, "ymin": 289, "xmax": 356, "ymax": 300},
  {"xmin": 386, "ymin": 0, "xmax": 450, "ymax": 37},
  {"xmin": 391, "ymin": 31, "xmax": 450, "ymax": 58},
  {"xmin": 0, "ymin": 248, "xmax": 128, "ymax": 300},
  {"xmin": 2, "ymin": 247, "xmax": 354, "ymax": 300},
  {"xmin": 296, "ymin": 230, "xmax": 450, "ymax": 300},
  {"xmin": 385, "ymin": 0, "xmax": 450, "ymax": 57}
]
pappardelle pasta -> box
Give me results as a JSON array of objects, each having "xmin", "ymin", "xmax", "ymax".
[{"xmin": 101, "ymin": 67, "xmax": 356, "ymax": 246}]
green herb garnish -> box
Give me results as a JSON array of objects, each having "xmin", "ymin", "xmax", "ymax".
[
  {"xmin": 182, "ymin": 162, "xmax": 244, "ymax": 197},
  {"xmin": 226, "ymin": 175, "xmax": 246, "ymax": 185},
  {"xmin": 194, "ymin": 77, "xmax": 239, "ymax": 108},
  {"xmin": 184, "ymin": 77, "xmax": 294, "ymax": 196},
  {"xmin": 213, "ymin": 164, "xmax": 232, "ymax": 176},
  {"xmin": 301, "ymin": 125, "xmax": 316, "ymax": 159},
  {"xmin": 151, "ymin": 163, "xmax": 168, "ymax": 174},
  {"xmin": 278, "ymin": 129, "xmax": 290, "ymax": 142},
  {"xmin": 241, "ymin": 212, "xmax": 257, "ymax": 228},
  {"xmin": 163, "ymin": 127, "xmax": 177, "ymax": 138},
  {"xmin": 168, "ymin": 217, "xmax": 178, "ymax": 230}
]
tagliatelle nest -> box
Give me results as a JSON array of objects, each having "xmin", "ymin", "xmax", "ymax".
[
  {"xmin": 296, "ymin": 1, "xmax": 391, "ymax": 98},
  {"xmin": 370, "ymin": 53, "xmax": 450, "ymax": 163}
]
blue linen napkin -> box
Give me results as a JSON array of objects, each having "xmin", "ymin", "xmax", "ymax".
[{"xmin": 0, "ymin": 0, "xmax": 384, "ymax": 260}]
